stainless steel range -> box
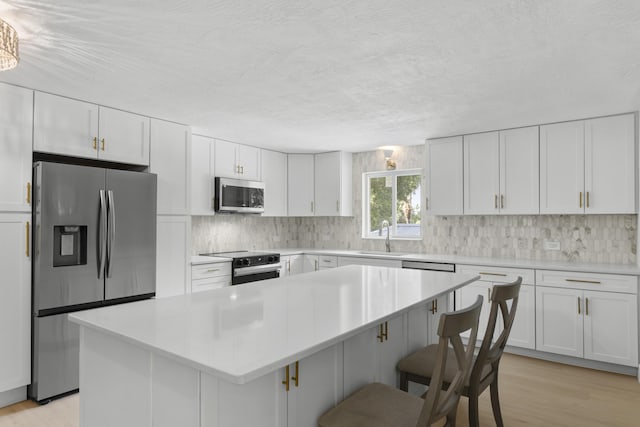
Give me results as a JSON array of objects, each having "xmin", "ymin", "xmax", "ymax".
[{"xmin": 200, "ymin": 251, "xmax": 281, "ymax": 285}]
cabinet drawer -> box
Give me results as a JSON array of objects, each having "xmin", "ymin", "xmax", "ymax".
[
  {"xmin": 191, "ymin": 276, "xmax": 231, "ymax": 293},
  {"xmin": 191, "ymin": 262, "xmax": 231, "ymax": 280},
  {"xmin": 319, "ymin": 255, "xmax": 337, "ymax": 268},
  {"xmin": 536, "ymin": 270, "xmax": 637, "ymax": 294},
  {"xmin": 457, "ymin": 264, "xmax": 534, "ymax": 284}
]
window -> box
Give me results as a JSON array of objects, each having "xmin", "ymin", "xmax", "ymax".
[{"xmin": 363, "ymin": 169, "xmax": 422, "ymax": 239}]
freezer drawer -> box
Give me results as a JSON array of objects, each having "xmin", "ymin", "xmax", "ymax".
[{"xmin": 29, "ymin": 313, "xmax": 80, "ymax": 402}]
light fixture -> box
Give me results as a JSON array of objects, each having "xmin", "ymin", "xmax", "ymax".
[
  {"xmin": 0, "ymin": 18, "xmax": 19, "ymax": 71},
  {"xmin": 383, "ymin": 149, "xmax": 396, "ymax": 170}
]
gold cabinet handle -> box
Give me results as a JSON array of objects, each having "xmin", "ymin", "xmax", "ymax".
[
  {"xmin": 92, "ymin": 137, "xmax": 97, "ymax": 150},
  {"xmin": 26, "ymin": 182, "xmax": 31, "ymax": 204},
  {"xmin": 579, "ymin": 192, "xmax": 583, "ymax": 208},
  {"xmin": 494, "ymin": 194, "xmax": 498, "ymax": 209},
  {"xmin": 282, "ymin": 365, "xmax": 290, "ymax": 391},
  {"xmin": 565, "ymin": 279, "xmax": 601, "ymax": 285},
  {"xmin": 585, "ymin": 297, "xmax": 589, "ymax": 316},
  {"xmin": 586, "ymin": 191, "xmax": 590, "ymax": 208},
  {"xmin": 26, "ymin": 221, "xmax": 30, "ymax": 258},
  {"xmin": 434, "ymin": 299, "xmax": 438, "ymax": 313},
  {"xmin": 578, "ymin": 297, "xmax": 581, "ymax": 315},
  {"xmin": 101, "ymin": 138, "xmax": 105, "ymax": 151},
  {"xmin": 206, "ymin": 268, "xmax": 220, "ymax": 273},
  {"xmin": 429, "ymin": 300, "xmax": 435, "ymax": 314},
  {"xmin": 291, "ymin": 361, "xmax": 299, "ymax": 387},
  {"xmin": 479, "ymin": 272, "xmax": 507, "ymax": 277},
  {"xmin": 377, "ymin": 324, "xmax": 384, "ymax": 342},
  {"xmin": 383, "ymin": 321, "xmax": 388, "ymax": 341},
  {"xmin": 500, "ymin": 194, "xmax": 504, "ymax": 209}
]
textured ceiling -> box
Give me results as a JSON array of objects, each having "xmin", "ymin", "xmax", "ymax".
[{"xmin": 1, "ymin": 1, "xmax": 639, "ymax": 153}]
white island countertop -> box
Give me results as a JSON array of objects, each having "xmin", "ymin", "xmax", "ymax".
[{"xmin": 70, "ymin": 265, "xmax": 478, "ymax": 384}]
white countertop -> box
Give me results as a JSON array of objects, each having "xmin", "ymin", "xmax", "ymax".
[
  {"xmin": 70, "ymin": 266, "xmax": 478, "ymax": 384},
  {"xmin": 269, "ymin": 248, "xmax": 640, "ymax": 275}
]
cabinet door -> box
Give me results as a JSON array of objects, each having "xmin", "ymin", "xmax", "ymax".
[
  {"xmin": 190, "ymin": 135, "xmax": 215, "ymax": 215},
  {"xmin": 456, "ymin": 282, "xmax": 492, "ymax": 342},
  {"xmin": 289, "ymin": 254, "xmax": 306, "ymax": 275},
  {"xmin": 506, "ymin": 284, "xmax": 536, "ymax": 349},
  {"xmin": 156, "ymin": 215, "xmax": 190, "ymax": 297},
  {"xmin": 279, "ymin": 256, "xmax": 290, "ymax": 277},
  {"xmin": 150, "ymin": 119, "xmax": 190, "ymax": 215},
  {"xmin": 214, "ymin": 140, "xmax": 239, "ymax": 178},
  {"xmin": 0, "ymin": 83, "xmax": 32, "ymax": 212},
  {"xmin": 342, "ymin": 326, "xmax": 378, "ymax": 398},
  {"xmin": 540, "ymin": 120, "xmax": 585, "ymax": 214},
  {"xmin": 499, "ymin": 126, "xmax": 540, "ymax": 214},
  {"xmin": 288, "ymin": 154, "xmax": 315, "ymax": 216},
  {"xmin": 427, "ymin": 294, "xmax": 450, "ymax": 345},
  {"xmin": 314, "ymin": 152, "xmax": 341, "ymax": 216},
  {"xmin": 287, "ymin": 345, "xmax": 343, "ymax": 427},
  {"xmin": 584, "ymin": 114, "xmax": 636, "ymax": 214},
  {"xmin": 583, "ymin": 291, "xmax": 638, "ymax": 367},
  {"xmin": 376, "ymin": 315, "xmax": 406, "ymax": 387},
  {"xmin": 33, "ymin": 92, "xmax": 99, "ymax": 159},
  {"xmin": 261, "ymin": 150, "xmax": 288, "ymax": 216},
  {"xmin": 425, "ymin": 137, "xmax": 463, "ymax": 215},
  {"xmin": 98, "ymin": 107, "xmax": 150, "ymax": 165},
  {"xmin": 237, "ymin": 144, "xmax": 261, "ymax": 181},
  {"xmin": 0, "ymin": 214, "xmax": 31, "ymax": 392},
  {"xmin": 536, "ymin": 287, "xmax": 583, "ymax": 357},
  {"xmin": 303, "ymin": 255, "xmax": 319, "ymax": 273},
  {"xmin": 464, "ymin": 132, "xmax": 500, "ymax": 215}
]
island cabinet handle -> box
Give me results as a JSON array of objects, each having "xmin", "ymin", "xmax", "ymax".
[
  {"xmin": 434, "ymin": 299, "xmax": 438, "ymax": 313},
  {"xmin": 479, "ymin": 272, "xmax": 507, "ymax": 277},
  {"xmin": 377, "ymin": 324, "xmax": 384, "ymax": 342},
  {"xmin": 282, "ymin": 365, "xmax": 290, "ymax": 391},
  {"xmin": 565, "ymin": 279, "xmax": 601, "ymax": 285},
  {"xmin": 383, "ymin": 321, "xmax": 388, "ymax": 341},
  {"xmin": 92, "ymin": 137, "xmax": 97, "ymax": 150},
  {"xmin": 26, "ymin": 182, "xmax": 31, "ymax": 204},
  {"xmin": 101, "ymin": 138, "xmax": 105, "ymax": 151},
  {"xmin": 291, "ymin": 361, "xmax": 299, "ymax": 387}
]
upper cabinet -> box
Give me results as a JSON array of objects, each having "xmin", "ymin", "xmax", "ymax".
[
  {"xmin": 33, "ymin": 92, "xmax": 150, "ymax": 166},
  {"xmin": 190, "ymin": 135, "xmax": 216, "ymax": 216},
  {"xmin": 0, "ymin": 83, "xmax": 33, "ymax": 213},
  {"xmin": 214, "ymin": 140, "xmax": 261, "ymax": 181},
  {"xmin": 314, "ymin": 151, "xmax": 352, "ymax": 216},
  {"xmin": 540, "ymin": 114, "xmax": 636, "ymax": 214},
  {"xmin": 150, "ymin": 119, "xmax": 191, "ymax": 215},
  {"xmin": 261, "ymin": 149, "xmax": 288, "ymax": 217},
  {"xmin": 425, "ymin": 136, "xmax": 463, "ymax": 215},
  {"xmin": 288, "ymin": 154, "xmax": 315, "ymax": 216},
  {"xmin": 464, "ymin": 127, "xmax": 539, "ymax": 215}
]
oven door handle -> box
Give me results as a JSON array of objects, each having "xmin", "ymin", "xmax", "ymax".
[{"xmin": 234, "ymin": 263, "xmax": 282, "ymax": 277}]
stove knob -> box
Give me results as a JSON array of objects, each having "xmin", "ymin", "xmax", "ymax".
[
  {"xmin": 267, "ymin": 256, "xmax": 274, "ymax": 263},
  {"xmin": 234, "ymin": 259, "xmax": 243, "ymax": 267},
  {"xmin": 243, "ymin": 258, "xmax": 250, "ymax": 266}
]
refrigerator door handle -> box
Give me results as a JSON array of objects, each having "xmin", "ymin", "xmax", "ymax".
[
  {"xmin": 107, "ymin": 190, "xmax": 116, "ymax": 278},
  {"xmin": 99, "ymin": 190, "xmax": 107, "ymax": 279}
]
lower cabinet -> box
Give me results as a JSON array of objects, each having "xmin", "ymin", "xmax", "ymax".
[
  {"xmin": 0, "ymin": 214, "xmax": 31, "ymax": 394},
  {"xmin": 303, "ymin": 255, "xmax": 319, "ymax": 273},
  {"xmin": 190, "ymin": 262, "xmax": 231, "ymax": 293},
  {"xmin": 156, "ymin": 215, "xmax": 191, "ymax": 297},
  {"xmin": 280, "ymin": 254, "xmax": 306, "ymax": 276},
  {"xmin": 535, "ymin": 270, "xmax": 638, "ymax": 367}
]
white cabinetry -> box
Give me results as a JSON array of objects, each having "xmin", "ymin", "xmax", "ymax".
[
  {"xmin": 156, "ymin": 216, "xmax": 191, "ymax": 298},
  {"xmin": 0, "ymin": 214, "xmax": 31, "ymax": 393},
  {"xmin": 190, "ymin": 261, "xmax": 231, "ymax": 293},
  {"xmin": 314, "ymin": 151, "xmax": 352, "ymax": 216},
  {"xmin": 318, "ymin": 255, "xmax": 337, "ymax": 270},
  {"xmin": 540, "ymin": 114, "xmax": 636, "ymax": 214},
  {"xmin": 303, "ymin": 255, "xmax": 319, "ymax": 273},
  {"xmin": 214, "ymin": 140, "xmax": 261, "ymax": 181},
  {"xmin": 0, "ymin": 83, "xmax": 33, "ymax": 213},
  {"xmin": 280, "ymin": 254, "xmax": 306, "ymax": 276},
  {"xmin": 33, "ymin": 92, "xmax": 150, "ymax": 166},
  {"xmin": 288, "ymin": 154, "xmax": 315, "ymax": 216},
  {"xmin": 425, "ymin": 136, "xmax": 463, "ymax": 215},
  {"xmin": 261, "ymin": 150, "xmax": 288, "ymax": 216},
  {"xmin": 150, "ymin": 119, "xmax": 190, "ymax": 215},
  {"xmin": 190, "ymin": 135, "xmax": 215, "ymax": 215},
  {"xmin": 456, "ymin": 265, "xmax": 536, "ymax": 349},
  {"xmin": 535, "ymin": 270, "xmax": 638, "ymax": 367},
  {"xmin": 463, "ymin": 127, "xmax": 539, "ymax": 215}
]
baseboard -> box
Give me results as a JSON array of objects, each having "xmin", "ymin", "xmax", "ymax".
[{"xmin": 0, "ymin": 386, "xmax": 27, "ymax": 409}]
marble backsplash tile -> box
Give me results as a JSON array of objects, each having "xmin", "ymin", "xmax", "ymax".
[{"xmin": 192, "ymin": 145, "xmax": 637, "ymax": 264}]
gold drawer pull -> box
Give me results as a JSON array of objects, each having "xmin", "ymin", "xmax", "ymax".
[
  {"xmin": 479, "ymin": 272, "xmax": 507, "ymax": 277},
  {"xmin": 377, "ymin": 324, "xmax": 384, "ymax": 342},
  {"xmin": 206, "ymin": 268, "xmax": 220, "ymax": 273},
  {"xmin": 565, "ymin": 279, "xmax": 601, "ymax": 285},
  {"xmin": 92, "ymin": 137, "xmax": 97, "ymax": 150},
  {"xmin": 26, "ymin": 182, "xmax": 31, "ymax": 204},
  {"xmin": 586, "ymin": 191, "xmax": 590, "ymax": 208},
  {"xmin": 579, "ymin": 192, "xmax": 583, "ymax": 208},
  {"xmin": 101, "ymin": 138, "xmax": 105, "ymax": 151},
  {"xmin": 494, "ymin": 194, "xmax": 498, "ymax": 209}
]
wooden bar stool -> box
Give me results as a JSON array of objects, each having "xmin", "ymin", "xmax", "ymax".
[
  {"xmin": 318, "ymin": 295, "xmax": 483, "ymax": 427},
  {"xmin": 397, "ymin": 278, "xmax": 522, "ymax": 427}
]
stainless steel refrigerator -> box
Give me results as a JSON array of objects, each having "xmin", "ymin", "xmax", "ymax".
[{"xmin": 29, "ymin": 161, "xmax": 157, "ymax": 403}]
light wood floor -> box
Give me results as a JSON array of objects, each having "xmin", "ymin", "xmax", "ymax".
[{"xmin": 1, "ymin": 353, "xmax": 639, "ymax": 426}]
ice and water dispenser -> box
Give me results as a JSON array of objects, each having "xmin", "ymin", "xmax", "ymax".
[{"xmin": 52, "ymin": 225, "xmax": 87, "ymax": 267}]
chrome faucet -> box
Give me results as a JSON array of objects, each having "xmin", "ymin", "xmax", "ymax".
[{"xmin": 379, "ymin": 220, "xmax": 391, "ymax": 252}]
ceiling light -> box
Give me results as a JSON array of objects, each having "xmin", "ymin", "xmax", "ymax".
[{"xmin": 0, "ymin": 18, "xmax": 19, "ymax": 71}]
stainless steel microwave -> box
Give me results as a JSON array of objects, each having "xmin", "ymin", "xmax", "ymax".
[{"xmin": 214, "ymin": 177, "xmax": 265, "ymax": 213}]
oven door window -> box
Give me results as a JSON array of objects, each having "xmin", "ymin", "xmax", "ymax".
[{"xmin": 233, "ymin": 270, "xmax": 279, "ymax": 285}]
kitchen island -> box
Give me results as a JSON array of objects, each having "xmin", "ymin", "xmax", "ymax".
[{"xmin": 70, "ymin": 265, "xmax": 479, "ymax": 427}]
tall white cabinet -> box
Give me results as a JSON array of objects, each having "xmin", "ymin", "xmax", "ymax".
[
  {"xmin": 540, "ymin": 114, "xmax": 636, "ymax": 214},
  {"xmin": 425, "ymin": 136, "xmax": 463, "ymax": 215},
  {"xmin": 261, "ymin": 150, "xmax": 288, "ymax": 217},
  {"xmin": 190, "ymin": 135, "xmax": 216, "ymax": 215},
  {"xmin": 288, "ymin": 154, "xmax": 315, "ymax": 216}
]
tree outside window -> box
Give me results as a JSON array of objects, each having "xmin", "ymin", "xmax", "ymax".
[{"xmin": 364, "ymin": 169, "xmax": 422, "ymax": 238}]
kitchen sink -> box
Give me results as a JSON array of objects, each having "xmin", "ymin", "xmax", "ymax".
[{"xmin": 357, "ymin": 251, "xmax": 407, "ymax": 257}]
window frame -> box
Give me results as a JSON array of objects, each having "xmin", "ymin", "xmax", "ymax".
[{"xmin": 362, "ymin": 168, "xmax": 423, "ymax": 240}]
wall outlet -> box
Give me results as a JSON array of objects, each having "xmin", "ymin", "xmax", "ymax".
[{"xmin": 544, "ymin": 240, "xmax": 561, "ymax": 251}]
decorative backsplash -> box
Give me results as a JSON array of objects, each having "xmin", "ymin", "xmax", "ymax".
[{"xmin": 193, "ymin": 144, "xmax": 637, "ymax": 264}]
